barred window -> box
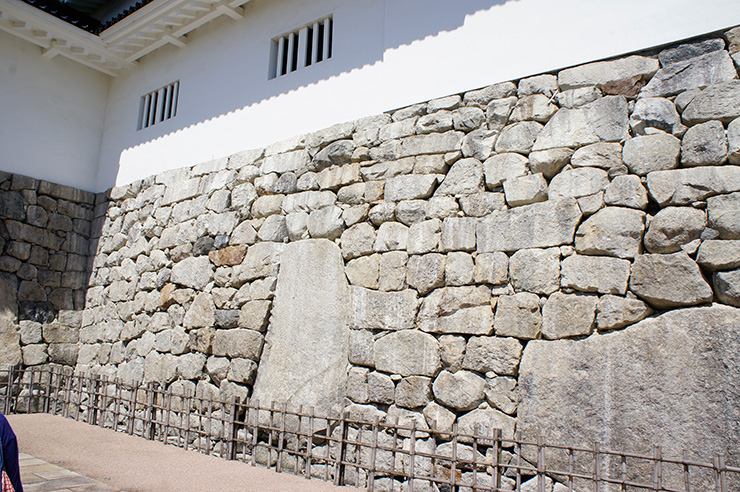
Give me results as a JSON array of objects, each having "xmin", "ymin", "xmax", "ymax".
[
  {"xmin": 269, "ymin": 15, "xmax": 333, "ymax": 79},
  {"xmin": 138, "ymin": 81, "xmax": 179, "ymax": 130}
]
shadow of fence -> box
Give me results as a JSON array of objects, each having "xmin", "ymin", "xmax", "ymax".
[{"xmin": 2, "ymin": 366, "xmax": 737, "ymax": 492}]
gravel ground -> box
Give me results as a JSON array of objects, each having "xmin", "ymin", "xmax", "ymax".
[{"xmin": 8, "ymin": 414, "xmax": 361, "ymax": 492}]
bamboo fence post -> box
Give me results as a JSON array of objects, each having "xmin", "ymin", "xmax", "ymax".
[{"xmin": 305, "ymin": 405, "xmax": 314, "ymax": 480}]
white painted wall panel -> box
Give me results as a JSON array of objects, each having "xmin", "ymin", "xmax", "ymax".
[{"xmin": 0, "ymin": 30, "xmax": 109, "ymax": 191}]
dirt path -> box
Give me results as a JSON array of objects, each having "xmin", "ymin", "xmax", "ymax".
[{"xmin": 8, "ymin": 414, "xmax": 361, "ymax": 492}]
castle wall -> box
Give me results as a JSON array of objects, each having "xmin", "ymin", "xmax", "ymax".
[{"xmin": 2, "ymin": 26, "xmax": 740, "ymax": 483}]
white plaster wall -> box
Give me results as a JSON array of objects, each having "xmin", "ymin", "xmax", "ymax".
[
  {"xmin": 0, "ymin": 29, "xmax": 109, "ymax": 191},
  {"xmin": 85, "ymin": 0, "xmax": 740, "ymax": 189}
]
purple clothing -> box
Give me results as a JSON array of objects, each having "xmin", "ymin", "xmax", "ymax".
[{"xmin": 0, "ymin": 413, "xmax": 22, "ymax": 492}]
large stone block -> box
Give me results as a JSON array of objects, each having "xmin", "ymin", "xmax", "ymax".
[
  {"xmin": 557, "ymin": 55, "xmax": 659, "ymax": 90},
  {"xmin": 477, "ymin": 199, "xmax": 582, "ymax": 253},
  {"xmin": 518, "ymin": 306, "xmax": 740, "ymax": 491},
  {"xmin": 707, "ymin": 191, "xmax": 740, "ymax": 239},
  {"xmin": 560, "ymin": 255, "xmax": 631, "ymax": 295},
  {"xmin": 630, "ymin": 252, "xmax": 713, "ymax": 308},
  {"xmin": 646, "ymin": 166, "xmax": 740, "ymax": 206},
  {"xmin": 462, "ymin": 336, "xmax": 523, "ymax": 376},
  {"xmin": 641, "ymin": 50, "xmax": 738, "ymax": 97},
  {"xmin": 682, "ymin": 80, "xmax": 740, "ymax": 124},
  {"xmin": 622, "ymin": 134, "xmax": 681, "ymax": 176},
  {"xmin": 432, "ymin": 370, "xmax": 485, "ymax": 411},
  {"xmin": 252, "ymin": 240, "xmax": 349, "ymax": 415},
  {"xmin": 349, "ymin": 287, "xmax": 419, "ymax": 331},
  {"xmin": 643, "ymin": 207, "xmax": 706, "ymax": 254},
  {"xmin": 509, "ymin": 248, "xmax": 560, "ymax": 295},
  {"xmin": 575, "ymin": 207, "xmax": 645, "ymax": 259},
  {"xmin": 170, "ymin": 256, "xmax": 214, "ymax": 290},
  {"xmin": 541, "ymin": 292, "xmax": 598, "ymax": 339},
  {"xmin": 374, "ymin": 330, "xmax": 441, "ymax": 377}
]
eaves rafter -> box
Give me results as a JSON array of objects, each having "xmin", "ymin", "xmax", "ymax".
[{"xmin": 0, "ymin": 0, "xmax": 251, "ymax": 76}]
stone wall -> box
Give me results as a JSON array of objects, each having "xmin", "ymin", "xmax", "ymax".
[
  {"xmin": 0, "ymin": 172, "xmax": 97, "ymax": 369},
  {"xmin": 3, "ymin": 26, "xmax": 740, "ymax": 481}
]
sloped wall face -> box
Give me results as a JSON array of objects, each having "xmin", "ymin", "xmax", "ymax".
[
  {"xmin": 5, "ymin": 27, "xmax": 740, "ymax": 473},
  {"xmin": 0, "ymin": 173, "xmax": 97, "ymax": 368}
]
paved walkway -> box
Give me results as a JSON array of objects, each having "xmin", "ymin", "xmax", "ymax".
[
  {"xmin": 20, "ymin": 453, "xmax": 119, "ymax": 492},
  {"xmin": 8, "ymin": 414, "xmax": 361, "ymax": 492}
]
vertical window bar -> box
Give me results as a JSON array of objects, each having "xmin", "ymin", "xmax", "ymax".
[
  {"xmin": 311, "ymin": 22, "xmax": 320, "ymax": 64},
  {"xmin": 148, "ymin": 92, "xmax": 158, "ymax": 127},
  {"xmin": 164, "ymin": 85, "xmax": 173, "ymax": 120},
  {"xmin": 276, "ymin": 36, "xmax": 286, "ymax": 76},
  {"xmin": 286, "ymin": 33, "xmax": 296, "ymax": 73},
  {"xmin": 322, "ymin": 17, "xmax": 331, "ymax": 61},
  {"xmin": 158, "ymin": 87, "xmax": 167, "ymax": 122},
  {"xmin": 298, "ymin": 26, "xmax": 309, "ymax": 68},
  {"xmin": 172, "ymin": 81, "xmax": 179, "ymax": 118},
  {"xmin": 139, "ymin": 94, "xmax": 150, "ymax": 130},
  {"xmin": 290, "ymin": 32, "xmax": 299, "ymax": 71}
]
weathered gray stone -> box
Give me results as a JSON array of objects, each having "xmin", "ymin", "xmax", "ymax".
[
  {"xmin": 519, "ymin": 74, "xmax": 558, "ymax": 97},
  {"xmin": 432, "ymin": 370, "xmax": 485, "ymax": 411},
  {"xmin": 385, "ymin": 175, "xmax": 438, "ymax": 202},
  {"xmin": 697, "ymin": 240, "xmax": 740, "ymax": 270},
  {"xmin": 379, "ymin": 251, "xmax": 408, "ymax": 291},
  {"xmin": 252, "ymin": 240, "xmax": 349, "ymax": 415},
  {"xmin": 171, "ymin": 256, "xmax": 214, "ymax": 290},
  {"xmin": 642, "ymin": 50, "xmax": 738, "ymax": 98},
  {"xmin": 561, "ymin": 254, "xmax": 631, "ymax": 295},
  {"xmin": 528, "ymin": 148, "xmax": 573, "ymax": 178},
  {"xmin": 238, "ymin": 300, "xmax": 271, "ymax": 332},
  {"xmin": 459, "ymin": 192, "xmax": 505, "ymax": 217},
  {"xmin": 0, "ymin": 319, "xmax": 21, "ymax": 367},
  {"xmin": 494, "ymin": 293, "xmax": 541, "ymax": 339},
  {"xmin": 548, "ymin": 167, "xmax": 609, "ymax": 200},
  {"xmin": 458, "ymin": 407, "xmax": 516, "ymax": 443},
  {"xmin": 681, "ymin": 120, "xmax": 729, "ymax": 166},
  {"xmin": 570, "ymin": 142, "xmax": 622, "ymax": 170},
  {"xmin": 398, "ymin": 131, "xmax": 464, "ymax": 158},
  {"xmin": 622, "ymin": 134, "xmax": 681, "ymax": 176},
  {"xmin": 541, "ymin": 293, "xmax": 598, "ymax": 339},
  {"xmin": 308, "ymin": 206, "xmax": 344, "ymax": 239},
  {"xmin": 373, "ymin": 222, "xmax": 409, "ymax": 252},
  {"xmin": 445, "ymin": 252, "xmax": 474, "ymax": 286},
  {"xmin": 374, "ymin": 331, "xmax": 441, "ymax": 377},
  {"xmin": 230, "ymin": 221, "xmax": 258, "ymax": 245},
  {"xmin": 439, "ymin": 217, "xmax": 476, "ymax": 252},
  {"xmin": 630, "ymin": 97, "xmax": 686, "ymax": 136},
  {"xmin": 349, "ymin": 287, "xmax": 419, "ymax": 331},
  {"xmin": 464, "ymin": 82, "xmax": 517, "ymax": 107},
  {"xmin": 416, "ymin": 111, "xmax": 453, "ymax": 134},
  {"xmin": 423, "ymin": 402, "xmax": 456, "ymax": 435},
  {"xmin": 630, "ymin": 252, "xmax": 713, "ymax": 308},
  {"xmin": 485, "ymin": 96, "xmax": 517, "ymax": 132},
  {"xmin": 183, "ymin": 292, "xmax": 215, "ymax": 329},
  {"xmin": 647, "ymin": 166, "xmax": 740, "ymax": 206},
  {"xmin": 312, "ymin": 141, "xmax": 356, "ymax": 172},
  {"xmin": 474, "ymin": 252, "xmax": 508, "ymax": 285},
  {"xmin": 658, "ymin": 39, "xmax": 725, "ymax": 66},
  {"xmin": 644, "ymin": 207, "xmax": 707, "ymax": 253},
  {"xmin": 558, "ymin": 55, "xmax": 659, "ymax": 90},
  {"xmin": 340, "ymin": 223, "xmax": 376, "ymax": 260},
  {"xmin": 435, "ymin": 158, "xmax": 484, "ymax": 196},
  {"xmin": 714, "ymin": 269, "xmax": 740, "ymax": 307},
  {"xmin": 483, "ymin": 153, "xmax": 528, "ymax": 189},
  {"xmin": 503, "ymin": 174, "xmax": 548, "ymax": 207},
  {"xmin": 233, "ymin": 242, "xmax": 284, "ymax": 283},
  {"xmin": 438, "ymin": 334, "xmax": 466, "ymax": 370},
  {"xmin": 262, "ymin": 150, "xmax": 310, "ymax": 174},
  {"xmin": 728, "ymin": 117, "xmax": 740, "ymax": 164},
  {"xmin": 419, "ymin": 304, "xmax": 493, "ymax": 335},
  {"xmin": 462, "ymin": 336, "xmax": 523, "ymax": 376},
  {"xmin": 532, "ymin": 96, "xmax": 629, "ymax": 151},
  {"xmin": 281, "ymin": 191, "xmax": 336, "ymax": 214},
  {"xmin": 510, "ymin": 95, "xmax": 558, "ymax": 123},
  {"xmin": 683, "ymin": 80, "xmax": 740, "ymax": 124},
  {"xmin": 604, "ymin": 175, "xmax": 649, "ymax": 209},
  {"xmin": 519, "ymin": 306, "xmax": 740, "ymax": 491},
  {"xmin": 477, "ymin": 199, "xmax": 582, "ymax": 252},
  {"xmin": 395, "ymin": 376, "xmax": 433, "ymax": 409},
  {"xmin": 575, "ymin": 207, "xmax": 645, "ymax": 259},
  {"xmin": 407, "ymin": 254, "xmax": 446, "ymax": 295},
  {"xmin": 509, "ymin": 248, "xmax": 560, "ymax": 295},
  {"xmin": 556, "ymin": 86, "xmax": 601, "ymax": 109},
  {"xmin": 345, "ymin": 254, "xmax": 380, "ymax": 289},
  {"xmin": 453, "ymin": 106, "xmax": 486, "ymax": 132},
  {"xmin": 708, "ymin": 191, "xmax": 740, "ymax": 240},
  {"xmin": 417, "ymin": 285, "xmax": 490, "ymax": 318},
  {"xmin": 596, "ymin": 295, "xmax": 653, "ymax": 331},
  {"xmin": 495, "ymin": 121, "xmax": 543, "ymax": 154},
  {"xmin": 407, "ymin": 219, "xmax": 440, "ymax": 255},
  {"xmin": 177, "ymin": 352, "xmax": 206, "ymax": 380},
  {"xmin": 461, "ymin": 129, "xmax": 498, "ymax": 160},
  {"xmin": 257, "ymin": 214, "xmax": 288, "ymax": 242},
  {"xmin": 349, "ymin": 329, "xmax": 373, "ymax": 367},
  {"xmin": 484, "ymin": 376, "xmax": 519, "ymax": 415},
  {"xmin": 228, "ymin": 358, "xmax": 257, "ymax": 384},
  {"xmin": 48, "ymin": 343, "xmax": 78, "ymax": 365}
]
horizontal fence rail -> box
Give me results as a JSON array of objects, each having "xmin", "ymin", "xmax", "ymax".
[{"xmin": 2, "ymin": 366, "xmax": 737, "ymax": 492}]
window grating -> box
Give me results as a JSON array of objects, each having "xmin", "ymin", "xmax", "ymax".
[
  {"xmin": 138, "ymin": 81, "xmax": 180, "ymax": 130},
  {"xmin": 270, "ymin": 15, "xmax": 332, "ymax": 79}
]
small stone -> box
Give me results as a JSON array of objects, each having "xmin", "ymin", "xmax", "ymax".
[
  {"xmin": 484, "ymin": 376, "xmax": 519, "ymax": 415},
  {"xmin": 453, "ymin": 107, "xmax": 486, "ymax": 132},
  {"xmin": 560, "ymin": 254, "xmax": 631, "ymax": 295},
  {"xmin": 432, "ymin": 370, "xmax": 485, "ymax": 411},
  {"xmin": 509, "ymin": 248, "xmax": 560, "ymax": 295},
  {"xmin": 171, "ymin": 256, "xmax": 214, "ymax": 290},
  {"xmin": 464, "ymin": 82, "xmax": 517, "ymax": 107},
  {"xmin": 509, "ymin": 94, "xmax": 558, "ymax": 123},
  {"xmin": 681, "ymin": 120, "xmax": 729, "ymax": 166},
  {"xmin": 696, "ymin": 240, "xmax": 740, "ymax": 270},
  {"xmin": 658, "ymin": 39, "xmax": 725, "ymax": 66},
  {"xmin": 541, "ymin": 292, "xmax": 598, "ymax": 339},
  {"xmin": 395, "ymin": 376, "xmax": 433, "ymax": 409},
  {"xmin": 183, "ymin": 293, "xmax": 215, "ymax": 329},
  {"xmin": 642, "ymin": 50, "xmax": 738, "ymax": 98},
  {"xmin": 349, "ymin": 287, "xmax": 419, "ymax": 331},
  {"xmin": 439, "ymin": 218, "xmax": 476, "ymax": 252},
  {"xmin": 208, "ymin": 245, "xmax": 247, "ymax": 267},
  {"xmin": 647, "ymin": 166, "xmax": 740, "ymax": 206},
  {"xmin": 483, "ymin": 153, "xmax": 529, "ymax": 188},
  {"xmin": 345, "ymin": 254, "xmax": 380, "ymax": 289},
  {"xmin": 485, "ymin": 96, "xmax": 518, "ymax": 131},
  {"xmin": 307, "ymin": 206, "xmax": 344, "ymax": 239},
  {"xmin": 596, "ymin": 295, "xmax": 653, "ymax": 331},
  {"xmin": 438, "ymin": 335, "xmax": 466, "ymax": 370},
  {"xmin": 604, "ymin": 175, "xmax": 649, "ymax": 209},
  {"xmin": 707, "ymin": 192, "xmax": 740, "ymax": 239},
  {"xmin": 683, "ymin": 80, "xmax": 740, "ymax": 124},
  {"xmin": 257, "ymin": 214, "xmax": 288, "ymax": 242},
  {"xmin": 407, "ymin": 219, "xmax": 441, "ymax": 255},
  {"xmin": 238, "ymin": 300, "xmax": 271, "ymax": 332},
  {"xmin": 211, "ymin": 329, "xmax": 264, "ymax": 360},
  {"xmin": 518, "ymin": 74, "xmax": 558, "ymax": 97},
  {"xmin": 728, "ymin": 117, "xmax": 740, "ymax": 164},
  {"xmin": 557, "ymin": 55, "xmax": 659, "ymax": 90},
  {"xmin": 285, "ymin": 211, "xmax": 309, "ymax": 241},
  {"xmin": 457, "ymin": 408, "xmax": 516, "ymax": 443},
  {"xmin": 714, "ymin": 270, "xmax": 740, "ymax": 307},
  {"xmin": 575, "ymin": 207, "xmax": 645, "ymax": 259},
  {"xmin": 630, "ymin": 252, "xmax": 713, "ymax": 308},
  {"xmin": 462, "ymin": 336, "xmax": 523, "ymax": 376},
  {"xmin": 474, "ymin": 252, "xmax": 509, "ymax": 285},
  {"xmin": 528, "ymin": 148, "xmax": 573, "ymax": 178},
  {"xmin": 445, "ymin": 252, "xmax": 474, "ymax": 286},
  {"xmin": 548, "ymin": 167, "xmax": 609, "ymax": 200},
  {"xmin": 340, "ymin": 223, "xmax": 376, "ymax": 260},
  {"xmin": 556, "ymin": 86, "xmax": 601, "ymax": 108},
  {"xmin": 494, "ymin": 293, "xmax": 542, "ymax": 340},
  {"xmin": 385, "ymin": 175, "xmax": 438, "ymax": 201},
  {"xmin": 504, "ymin": 174, "xmax": 548, "ymax": 207},
  {"xmin": 435, "ymin": 158, "xmax": 484, "ymax": 196},
  {"xmin": 373, "ymin": 222, "xmax": 409, "ymax": 252},
  {"xmin": 570, "ymin": 142, "xmax": 622, "ymax": 170},
  {"xmin": 630, "ymin": 97, "xmax": 686, "ymax": 136},
  {"xmin": 622, "ymin": 133, "xmax": 681, "ymax": 176},
  {"xmin": 423, "ymin": 402, "xmax": 456, "ymax": 435},
  {"xmin": 374, "ymin": 330, "xmax": 441, "ymax": 377},
  {"xmin": 495, "ymin": 121, "xmax": 543, "ymax": 154},
  {"xmin": 458, "ymin": 192, "xmax": 506, "ymax": 217},
  {"xmin": 644, "ymin": 207, "xmax": 707, "ymax": 253}
]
